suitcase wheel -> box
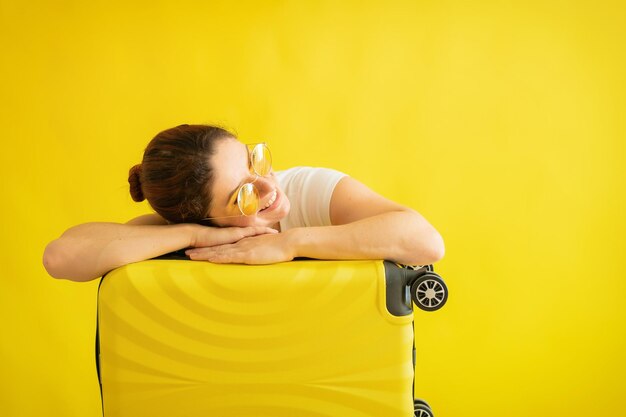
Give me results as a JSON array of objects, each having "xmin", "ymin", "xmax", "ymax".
[
  {"xmin": 410, "ymin": 273, "xmax": 448, "ymax": 311},
  {"xmin": 414, "ymin": 399, "xmax": 434, "ymax": 417}
]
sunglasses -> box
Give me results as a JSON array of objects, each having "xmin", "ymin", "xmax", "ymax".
[{"xmin": 202, "ymin": 143, "xmax": 273, "ymax": 221}]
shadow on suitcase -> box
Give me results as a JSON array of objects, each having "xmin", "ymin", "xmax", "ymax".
[{"xmin": 95, "ymin": 257, "xmax": 448, "ymax": 417}]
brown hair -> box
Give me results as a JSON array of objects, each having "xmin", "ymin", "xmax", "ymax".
[{"xmin": 128, "ymin": 124, "xmax": 234, "ymax": 224}]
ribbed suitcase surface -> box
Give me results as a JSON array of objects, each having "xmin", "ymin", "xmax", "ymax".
[{"xmin": 97, "ymin": 260, "xmax": 415, "ymax": 416}]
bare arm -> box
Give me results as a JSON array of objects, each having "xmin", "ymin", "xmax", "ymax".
[
  {"xmin": 289, "ymin": 212, "xmax": 443, "ymax": 266},
  {"xmin": 186, "ymin": 177, "xmax": 444, "ymax": 266},
  {"xmin": 43, "ymin": 221, "xmax": 196, "ymax": 282},
  {"xmin": 43, "ymin": 214, "xmax": 277, "ymax": 282},
  {"xmin": 293, "ymin": 176, "xmax": 444, "ymax": 265}
]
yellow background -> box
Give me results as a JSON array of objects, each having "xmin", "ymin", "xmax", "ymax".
[{"xmin": 1, "ymin": 1, "xmax": 624, "ymax": 416}]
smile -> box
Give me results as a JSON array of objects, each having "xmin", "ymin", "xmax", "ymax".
[{"xmin": 261, "ymin": 190, "xmax": 278, "ymax": 211}]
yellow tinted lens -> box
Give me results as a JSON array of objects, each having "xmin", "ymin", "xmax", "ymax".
[
  {"xmin": 250, "ymin": 144, "xmax": 272, "ymax": 176},
  {"xmin": 237, "ymin": 183, "xmax": 260, "ymax": 216}
]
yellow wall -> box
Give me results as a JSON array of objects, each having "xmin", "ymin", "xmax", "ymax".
[{"xmin": 1, "ymin": 1, "xmax": 624, "ymax": 416}]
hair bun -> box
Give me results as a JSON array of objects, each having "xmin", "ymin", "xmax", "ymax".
[{"xmin": 128, "ymin": 164, "xmax": 145, "ymax": 202}]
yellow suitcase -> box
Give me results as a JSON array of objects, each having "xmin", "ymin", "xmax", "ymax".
[{"xmin": 96, "ymin": 259, "xmax": 447, "ymax": 417}]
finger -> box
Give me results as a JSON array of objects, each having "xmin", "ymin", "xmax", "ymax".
[
  {"xmin": 205, "ymin": 253, "xmax": 237, "ymax": 264},
  {"xmin": 219, "ymin": 227, "xmax": 276, "ymax": 244},
  {"xmin": 187, "ymin": 240, "xmax": 251, "ymax": 261},
  {"xmin": 214, "ymin": 227, "xmax": 255, "ymax": 243},
  {"xmin": 185, "ymin": 247, "xmax": 212, "ymax": 260},
  {"xmin": 200, "ymin": 249, "xmax": 242, "ymax": 264},
  {"xmin": 186, "ymin": 245, "xmax": 230, "ymax": 260},
  {"xmin": 238, "ymin": 226, "xmax": 278, "ymax": 238}
]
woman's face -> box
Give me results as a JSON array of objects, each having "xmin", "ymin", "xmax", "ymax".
[{"xmin": 207, "ymin": 137, "xmax": 290, "ymax": 229}]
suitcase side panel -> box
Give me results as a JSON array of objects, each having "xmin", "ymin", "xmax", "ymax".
[{"xmin": 98, "ymin": 260, "xmax": 414, "ymax": 417}]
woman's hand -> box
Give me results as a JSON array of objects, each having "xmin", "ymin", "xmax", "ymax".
[
  {"xmin": 190, "ymin": 225, "xmax": 278, "ymax": 248},
  {"xmin": 185, "ymin": 231, "xmax": 295, "ymax": 264}
]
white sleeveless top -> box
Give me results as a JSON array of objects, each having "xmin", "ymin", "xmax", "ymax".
[{"xmin": 275, "ymin": 167, "xmax": 347, "ymax": 231}]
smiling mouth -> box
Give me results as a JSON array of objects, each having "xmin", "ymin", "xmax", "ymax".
[{"xmin": 260, "ymin": 190, "xmax": 278, "ymax": 212}]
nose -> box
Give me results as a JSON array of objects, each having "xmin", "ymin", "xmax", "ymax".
[{"xmin": 252, "ymin": 175, "xmax": 275, "ymax": 198}]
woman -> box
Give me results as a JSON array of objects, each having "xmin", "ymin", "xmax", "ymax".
[{"xmin": 43, "ymin": 124, "xmax": 445, "ymax": 282}]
